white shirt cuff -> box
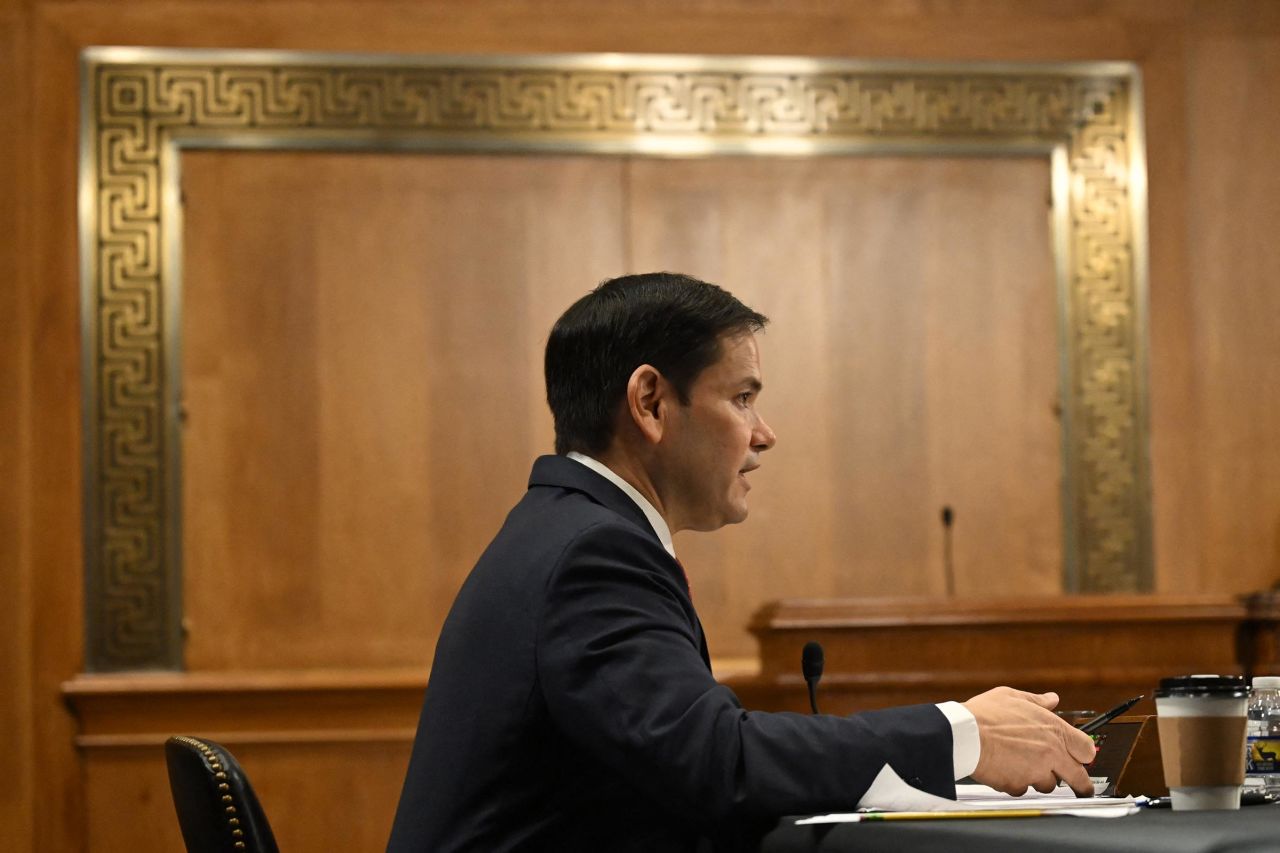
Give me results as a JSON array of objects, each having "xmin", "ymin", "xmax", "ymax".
[{"xmin": 937, "ymin": 700, "xmax": 980, "ymax": 779}]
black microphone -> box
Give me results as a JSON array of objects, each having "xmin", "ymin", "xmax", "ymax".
[
  {"xmin": 941, "ymin": 505, "xmax": 956, "ymax": 597},
  {"xmin": 801, "ymin": 641, "xmax": 824, "ymax": 715}
]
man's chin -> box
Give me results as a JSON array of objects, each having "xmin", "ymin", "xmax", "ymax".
[{"xmin": 687, "ymin": 506, "xmax": 749, "ymax": 532}]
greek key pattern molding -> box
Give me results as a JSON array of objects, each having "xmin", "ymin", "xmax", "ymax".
[{"xmin": 82, "ymin": 53, "xmax": 1149, "ymax": 669}]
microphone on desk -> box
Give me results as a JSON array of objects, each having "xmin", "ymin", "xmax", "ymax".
[{"xmin": 802, "ymin": 641, "xmax": 824, "ymax": 715}]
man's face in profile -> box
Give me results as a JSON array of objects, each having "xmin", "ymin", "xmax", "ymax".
[{"xmin": 660, "ymin": 332, "xmax": 777, "ymax": 532}]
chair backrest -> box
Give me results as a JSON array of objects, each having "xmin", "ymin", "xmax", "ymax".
[{"xmin": 165, "ymin": 735, "xmax": 280, "ymax": 853}]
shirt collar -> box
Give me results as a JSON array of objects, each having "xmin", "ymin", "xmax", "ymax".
[{"xmin": 565, "ymin": 452, "xmax": 676, "ymax": 558}]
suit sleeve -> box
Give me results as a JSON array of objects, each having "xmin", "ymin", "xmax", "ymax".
[{"xmin": 535, "ymin": 520, "xmax": 956, "ymax": 825}]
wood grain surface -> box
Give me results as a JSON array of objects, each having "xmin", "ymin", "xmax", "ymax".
[{"xmin": 2, "ymin": 2, "xmax": 1277, "ymax": 850}]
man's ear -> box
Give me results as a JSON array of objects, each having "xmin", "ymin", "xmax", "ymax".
[{"xmin": 625, "ymin": 364, "xmax": 668, "ymax": 445}]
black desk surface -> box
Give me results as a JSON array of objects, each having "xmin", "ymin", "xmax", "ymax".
[{"xmin": 761, "ymin": 804, "xmax": 1280, "ymax": 852}]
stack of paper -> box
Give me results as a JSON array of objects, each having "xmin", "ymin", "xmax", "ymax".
[{"xmin": 796, "ymin": 784, "xmax": 1144, "ymax": 824}]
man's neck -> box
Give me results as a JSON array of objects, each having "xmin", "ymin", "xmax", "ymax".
[
  {"xmin": 565, "ymin": 451, "xmax": 677, "ymax": 557},
  {"xmin": 587, "ymin": 449, "xmax": 669, "ymax": 524}
]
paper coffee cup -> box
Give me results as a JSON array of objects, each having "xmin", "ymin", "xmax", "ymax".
[{"xmin": 1154, "ymin": 674, "xmax": 1248, "ymax": 810}]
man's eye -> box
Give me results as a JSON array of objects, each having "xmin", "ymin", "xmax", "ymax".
[{"xmin": 738, "ymin": 393, "xmax": 752, "ymax": 404}]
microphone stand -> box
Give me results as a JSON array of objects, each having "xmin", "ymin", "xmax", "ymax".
[
  {"xmin": 802, "ymin": 641, "xmax": 824, "ymax": 715},
  {"xmin": 941, "ymin": 505, "xmax": 956, "ymax": 597}
]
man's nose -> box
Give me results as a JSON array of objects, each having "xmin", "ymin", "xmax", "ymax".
[{"xmin": 753, "ymin": 415, "xmax": 777, "ymax": 452}]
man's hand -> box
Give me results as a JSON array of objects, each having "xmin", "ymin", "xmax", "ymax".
[{"xmin": 963, "ymin": 686, "xmax": 1097, "ymax": 797}]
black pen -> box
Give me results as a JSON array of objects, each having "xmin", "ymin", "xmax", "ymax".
[{"xmin": 1079, "ymin": 695, "xmax": 1145, "ymax": 734}]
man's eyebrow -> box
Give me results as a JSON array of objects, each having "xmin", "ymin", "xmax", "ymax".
[{"xmin": 742, "ymin": 377, "xmax": 763, "ymax": 393}]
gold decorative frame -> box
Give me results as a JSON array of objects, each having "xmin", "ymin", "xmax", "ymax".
[{"xmin": 80, "ymin": 48, "xmax": 1151, "ymax": 671}]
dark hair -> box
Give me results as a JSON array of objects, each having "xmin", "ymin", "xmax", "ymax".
[{"xmin": 545, "ymin": 272, "xmax": 768, "ymax": 455}]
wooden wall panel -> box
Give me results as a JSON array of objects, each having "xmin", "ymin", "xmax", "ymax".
[
  {"xmin": 1142, "ymin": 17, "xmax": 1197, "ymax": 596},
  {"xmin": 7, "ymin": 2, "xmax": 1277, "ymax": 851},
  {"xmin": 231, "ymin": 741, "xmax": 411, "ymax": 852},
  {"xmin": 29, "ymin": 5, "xmax": 91, "ymax": 852},
  {"xmin": 1185, "ymin": 34, "xmax": 1280, "ymax": 594},
  {"xmin": 181, "ymin": 152, "xmax": 1058, "ymax": 667},
  {"xmin": 65, "ymin": 671, "xmax": 422, "ymax": 853},
  {"xmin": 83, "ymin": 741, "xmax": 412, "ymax": 852},
  {"xmin": 0, "ymin": 5, "xmax": 34, "ymax": 852},
  {"xmin": 632, "ymin": 157, "xmax": 1060, "ymax": 657},
  {"xmin": 31, "ymin": 0, "xmax": 1164, "ymax": 62},
  {"xmin": 180, "ymin": 151, "xmax": 625, "ymax": 670},
  {"xmin": 81, "ymin": 747, "xmax": 182, "ymax": 853}
]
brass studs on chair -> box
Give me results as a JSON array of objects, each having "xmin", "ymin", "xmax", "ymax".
[{"xmin": 173, "ymin": 737, "xmax": 252, "ymax": 849}]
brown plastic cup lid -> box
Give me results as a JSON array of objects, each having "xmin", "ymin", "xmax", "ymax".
[{"xmin": 1154, "ymin": 674, "xmax": 1247, "ymax": 698}]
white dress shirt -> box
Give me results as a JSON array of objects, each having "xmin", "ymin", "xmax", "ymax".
[{"xmin": 565, "ymin": 452, "xmax": 979, "ymax": 808}]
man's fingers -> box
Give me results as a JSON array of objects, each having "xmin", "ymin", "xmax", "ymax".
[
  {"xmin": 992, "ymin": 687, "xmax": 1059, "ymax": 709},
  {"xmin": 1031, "ymin": 775, "xmax": 1058, "ymax": 794},
  {"xmin": 982, "ymin": 687, "xmax": 1059, "ymax": 708},
  {"xmin": 1065, "ymin": 727, "xmax": 1099, "ymax": 763},
  {"xmin": 1033, "ymin": 691, "xmax": 1059, "ymax": 709},
  {"xmin": 1055, "ymin": 760, "xmax": 1095, "ymax": 798}
]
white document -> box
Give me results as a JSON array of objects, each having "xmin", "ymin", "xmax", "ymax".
[
  {"xmin": 950, "ymin": 783, "xmax": 1144, "ymax": 809},
  {"xmin": 795, "ymin": 785, "xmax": 1144, "ymax": 824}
]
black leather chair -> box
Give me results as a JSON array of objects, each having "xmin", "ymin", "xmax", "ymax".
[{"xmin": 165, "ymin": 735, "xmax": 279, "ymax": 853}]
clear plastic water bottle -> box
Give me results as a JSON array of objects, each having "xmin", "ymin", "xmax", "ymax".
[{"xmin": 1246, "ymin": 676, "xmax": 1280, "ymax": 793}]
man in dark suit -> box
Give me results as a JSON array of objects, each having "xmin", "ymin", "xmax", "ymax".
[{"xmin": 388, "ymin": 272, "xmax": 1095, "ymax": 852}]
